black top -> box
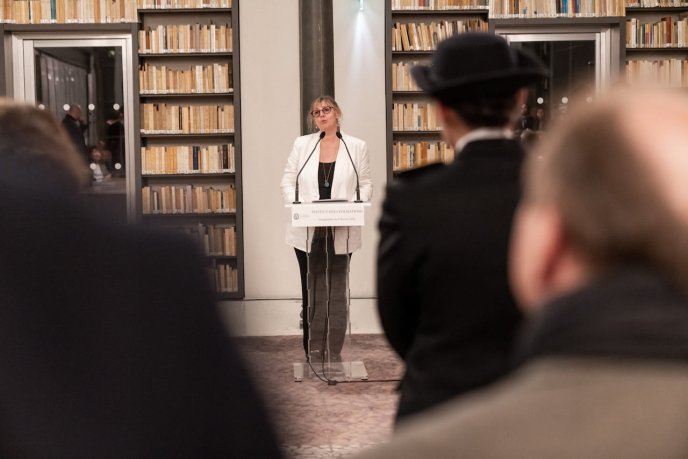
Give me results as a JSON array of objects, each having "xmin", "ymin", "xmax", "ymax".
[{"xmin": 318, "ymin": 161, "xmax": 336, "ymax": 200}]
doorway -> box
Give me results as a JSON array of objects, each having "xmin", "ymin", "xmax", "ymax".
[
  {"xmin": 495, "ymin": 27, "xmax": 621, "ymax": 137},
  {"xmin": 10, "ymin": 33, "xmax": 136, "ymax": 222}
]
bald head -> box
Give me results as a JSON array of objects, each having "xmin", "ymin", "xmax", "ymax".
[
  {"xmin": 511, "ymin": 88, "xmax": 688, "ymax": 310},
  {"xmin": 618, "ymin": 90, "xmax": 688, "ymax": 224}
]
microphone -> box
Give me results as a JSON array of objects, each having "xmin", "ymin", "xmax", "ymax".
[
  {"xmin": 336, "ymin": 131, "xmax": 361, "ymax": 203},
  {"xmin": 294, "ymin": 131, "xmax": 326, "ymax": 204}
]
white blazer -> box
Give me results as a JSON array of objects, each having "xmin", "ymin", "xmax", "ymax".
[{"xmin": 281, "ymin": 131, "xmax": 372, "ymax": 254}]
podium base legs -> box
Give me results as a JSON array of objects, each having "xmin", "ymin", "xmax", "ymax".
[{"xmin": 293, "ymin": 361, "xmax": 368, "ymax": 382}]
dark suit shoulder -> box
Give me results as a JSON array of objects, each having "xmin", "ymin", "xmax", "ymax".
[
  {"xmin": 387, "ymin": 163, "xmax": 447, "ymax": 200},
  {"xmin": 394, "ymin": 162, "xmax": 446, "ymax": 183}
]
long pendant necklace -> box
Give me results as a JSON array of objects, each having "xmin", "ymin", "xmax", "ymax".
[{"xmin": 322, "ymin": 162, "xmax": 334, "ymax": 188}]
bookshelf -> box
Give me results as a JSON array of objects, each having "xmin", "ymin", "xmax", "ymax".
[
  {"xmin": 386, "ymin": 0, "xmax": 489, "ymax": 177},
  {"xmin": 489, "ymin": 0, "xmax": 625, "ymax": 18},
  {"xmin": 625, "ymin": 2, "xmax": 688, "ymax": 86},
  {"xmin": 0, "ymin": 0, "xmax": 137, "ymax": 97},
  {"xmin": 137, "ymin": 0, "xmax": 243, "ymax": 298},
  {"xmin": 0, "ymin": 0, "xmax": 137, "ymax": 24}
]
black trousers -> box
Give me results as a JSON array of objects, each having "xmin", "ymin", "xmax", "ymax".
[{"xmin": 294, "ymin": 229, "xmax": 351, "ymax": 357}]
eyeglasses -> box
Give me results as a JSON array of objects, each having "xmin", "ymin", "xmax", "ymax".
[{"xmin": 310, "ymin": 106, "xmax": 334, "ymax": 117}]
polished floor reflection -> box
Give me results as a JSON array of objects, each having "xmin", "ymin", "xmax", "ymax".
[{"xmin": 237, "ymin": 335, "xmax": 404, "ymax": 458}]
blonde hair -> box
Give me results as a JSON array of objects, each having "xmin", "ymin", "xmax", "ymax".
[
  {"xmin": 307, "ymin": 96, "xmax": 342, "ymax": 132},
  {"xmin": 0, "ymin": 98, "xmax": 90, "ymax": 190}
]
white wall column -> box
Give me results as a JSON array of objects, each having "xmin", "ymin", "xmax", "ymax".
[{"xmin": 222, "ymin": 0, "xmax": 386, "ymax": 337}]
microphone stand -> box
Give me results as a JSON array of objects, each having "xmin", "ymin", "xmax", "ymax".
[{"xmin": 336, "ymin": 131, "xmax": 362, "ymax": 203}]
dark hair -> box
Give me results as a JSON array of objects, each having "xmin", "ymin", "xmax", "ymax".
[{"xmin": 444, "ymin": 92, "xmax": 519, "ymax": 128}]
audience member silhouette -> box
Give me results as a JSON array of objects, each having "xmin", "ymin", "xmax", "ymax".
[
  {"xmin": 61, "ymin": 103, "xmax": 89, "ymax": 162},
  {"xmin": 105, "ymin": 109, "xmax": 124, "ymax": 168},
  {"xmin": 0, "ymin": 99, "xmax": 282, "ymax": 458},
  {"xmin": 516, "ymin": 103, "xmax": 535, "ymax": 135},
  {"xmin": 533, "ymin": 106, "xmax": 547, "ymax": 131},
  {"xmin": 89, "ymin": 145, "xmax": 112, "ymax": 182}
]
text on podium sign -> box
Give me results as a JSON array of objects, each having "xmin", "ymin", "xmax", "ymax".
[{"xmin": 289, "ymin": 202, "xmax": 368, "ymax": 227}]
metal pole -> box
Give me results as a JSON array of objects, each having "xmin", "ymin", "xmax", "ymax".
[{"xmin": 299, "ymin": 0, "xmax": 334, "ymax": 135}]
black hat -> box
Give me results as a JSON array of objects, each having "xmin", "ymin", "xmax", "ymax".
[{"xmin": 411, "ymin": 32, "xmax": 549, "ymax": 102}]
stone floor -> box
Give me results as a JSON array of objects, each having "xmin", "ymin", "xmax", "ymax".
[{"xmin": 236, "ymin": 335, "xmax": 404, "ymax": 459}]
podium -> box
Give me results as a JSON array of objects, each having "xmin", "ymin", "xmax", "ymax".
[{"xmin": 287, "ymin": 201, "xmax": 370, "ymax": 382}]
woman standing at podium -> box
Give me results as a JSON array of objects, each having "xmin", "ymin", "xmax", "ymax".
[{"xmin": 281, "ymin": 96, "xmax": 372, "ymax": 360}]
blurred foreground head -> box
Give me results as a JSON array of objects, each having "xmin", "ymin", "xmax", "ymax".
[
  {"xmin": 511, "ymin": 87, "xmax": 688, "ymax": 310},
  {"xmin": 0, "ymin": 99, "xmax": 89, "ymax": 192}
]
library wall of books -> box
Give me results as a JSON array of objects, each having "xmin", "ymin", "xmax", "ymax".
[
  {"xmin": 388, "ymin": 3, "xmax": 489, "ymax": 175},
  {"xmin": 386, "ymin": 0, "xmax": 688, "ymax": 174},
  {"xmin": 1, "ymin": 0, "xmax": 685, "ymax": 299},
  {"xmin": 137, "ymin": 0, "xmax": 241, "ymax": 297}
]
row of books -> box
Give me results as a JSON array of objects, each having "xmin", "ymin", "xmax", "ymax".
[
  {"xmin": 489, "ymin": 0, "xmax": 624, "ymax": 17},
  {"xmin": 138, "ymin": 24, "xmax": 232, "ymax": 54},
  {"xmin": 139, "ymin": 63, "xmax": 232, "ymax": 94},
  {"xmin": 0, "ymin": 0, "xmax": 136, "ymax": 23},
  {"xmin": 393, "ymin": 103, "xmax": 441, "ymax": 132},
  {"xmin": 213, "ymin": 264, "xmax": 238, "ymax": 293},
  {"xmin": 142, "ymin": 184, "xmax": 236, "ymax": 214},
  {"xmin": 140, "ymin": 103, "xmax": 234, "ymax": 134},
  {"xmin": 626, "ymin": 58, "xmax": 688, "ymax": 85},
  {"xmin": 627, "ymin": 0, "xmax": 688, "ymax": 6},
  {"xmin": 202, "ymin": 224, "xmax": 236, "ymax": 256},
  {"xmin": 392, "ymin": 0, "xmax": 488, "ymax": 9},
  {"xmin": 626, "ymin": 17, "xmax": 688, "ymax": 48},
  {"xmin": 392, "ymin": 61, "xmax": 422, "ymax": 91},
  {"xmin": 138, "ymin": 0, "xmax": 230, "ymax": 8},
  {"xmin": 175, "ymin": 223, "xmax": 236, "ymax": 256},
  {"xmin": 393, "ymin": 141, "xmax": 454, "ymax": 171},
  {"xmin": 176, "ymin": 223, "xmax": 236, "ymax": 256},
  {"xmin": 392, "ymin": 20, "xmax": 488, "ymax": 51},
  {"xmin": 142, "ymin": 144, "xmax": 235, "ymax": 175}
]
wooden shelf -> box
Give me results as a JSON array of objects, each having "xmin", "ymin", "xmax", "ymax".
[
  {"xmin": 392, "ymin": 90, "xmax": 427, "ymax": 96},
  {"xmin": 393, "ymin": 130, "xmax": 443, "ymax": 135},
  {"xmin": 488, "ymin": 16, "xmax": 625, "ymax": 24},
  {"xmin": 140, "ymin": 92, "xmax": 233, "ymax": 98},
  {"xmin": 140, "ymin": 132, "xmax": 235, "ymax": 138},
  {"xmin": 3, "ymin": 23, "xmax": 136, "ymax": 31},
  {"xmin": 626, "ymin": 46, "xmax": 688, "ymax": 52},
  {"xmin": 137, "ymin": 7, "xmax": 232, "ymax": 13},
  {"xmin": 625, "ymin": 6, "xmax": 688, "ymax": 11},
  {"xmin": 142, "ymin": 212, "xmax": 236, "ymax": 218},
  {"xmin": 392, "ymin": 49, "xmax": 435, "ymax": 55},
  {"xmin": 138, "ymin": 51, "xmax": 232, "ymax": 57},
  {"xmin": 391, "ymin": 8, "xmax": 488, "ymax": 15},
  {"xmin": 142, "ymin": 172, "xmax": 235, "ymax": 178}
]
